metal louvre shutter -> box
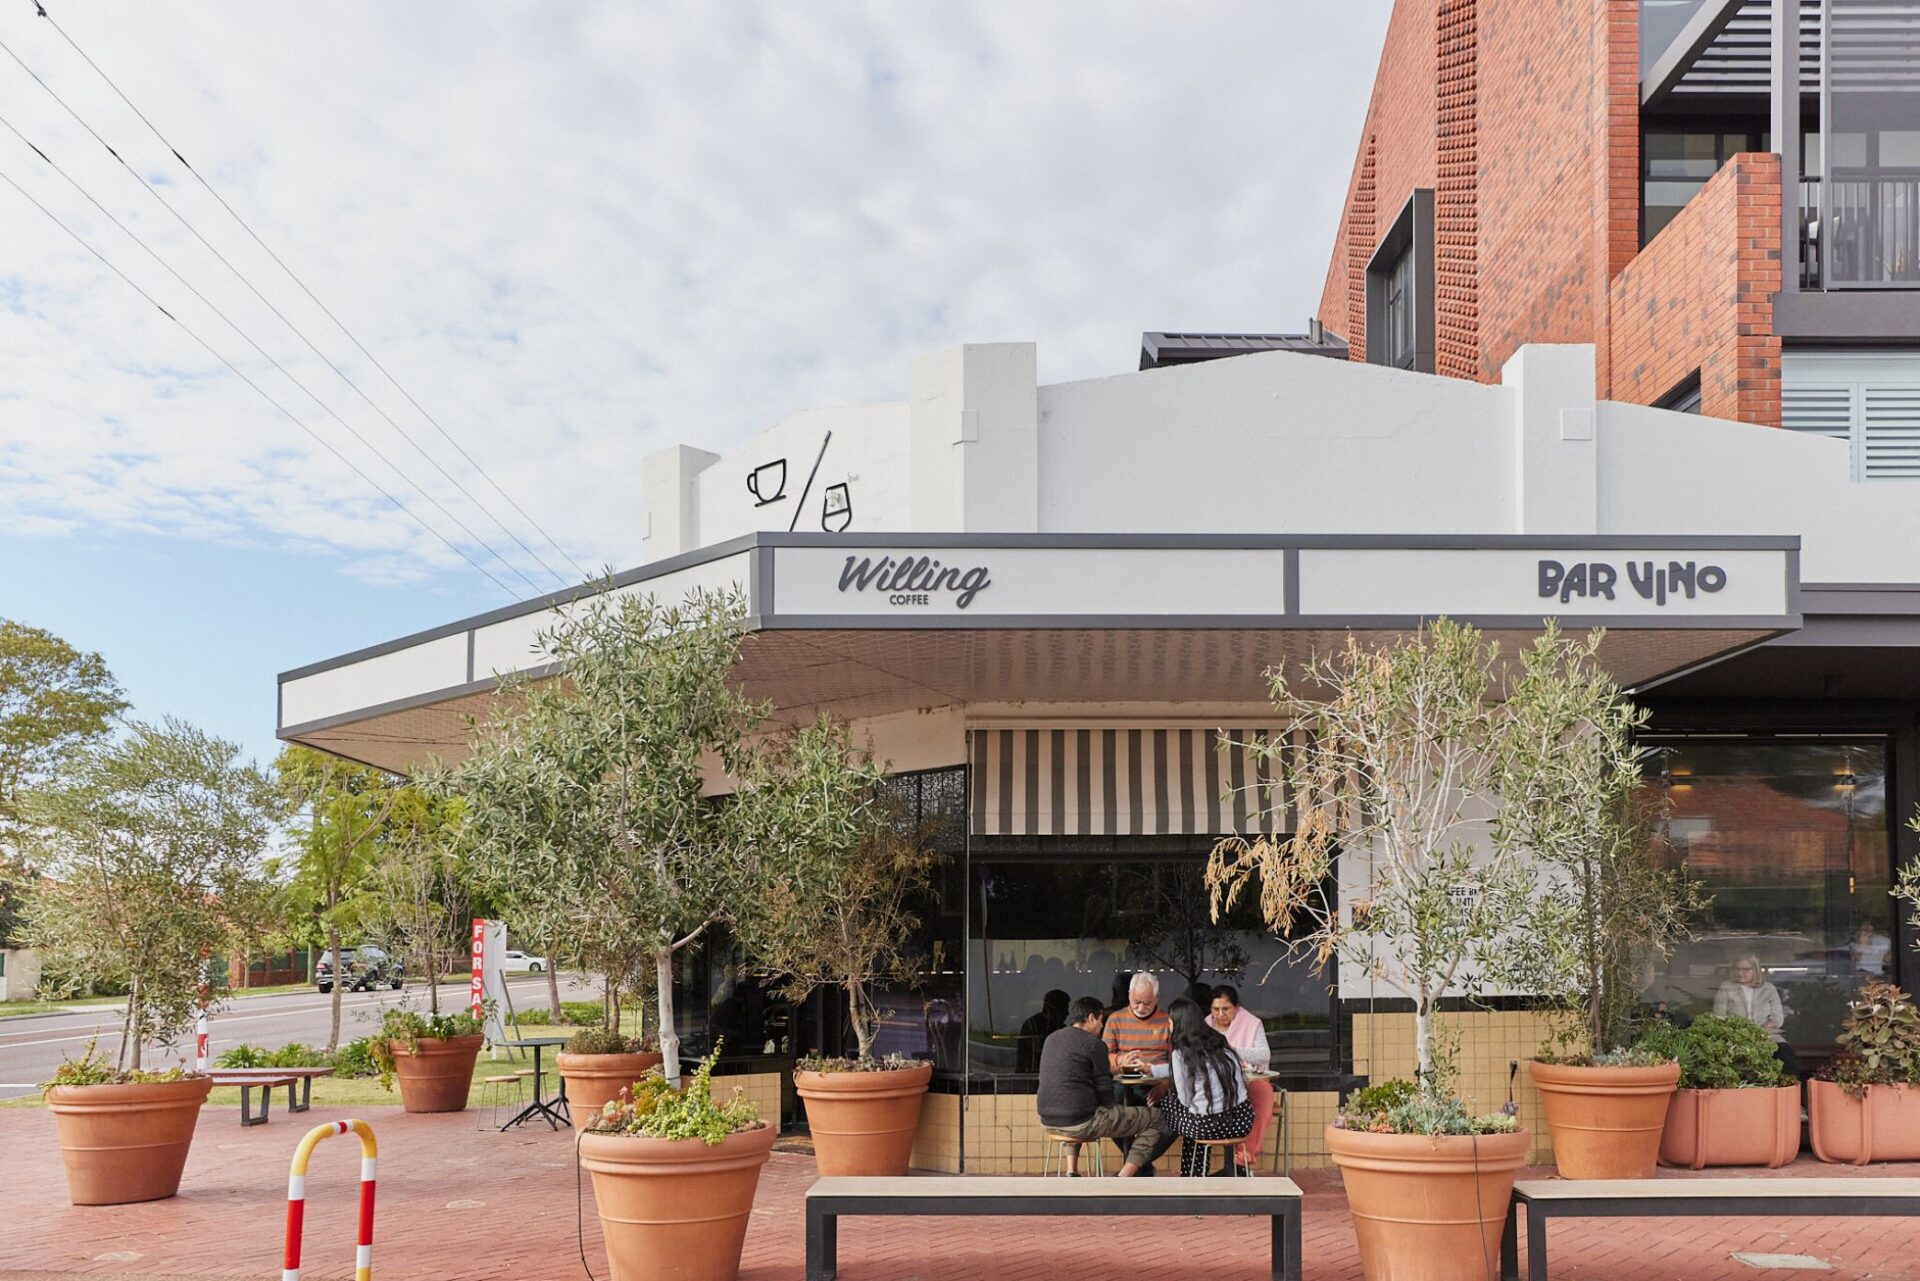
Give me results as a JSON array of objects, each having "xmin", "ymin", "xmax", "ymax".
[
  {"xmin": 1781, "ymin": 384, "xmax": 1853, "ymax": 442},
  {"xmin": 1863, "ymin": 384, "xmax": 1920, "ymax": 479},
  {"xmin": 968, "ymin": 727, "xmax": 1293, "ymax": 837}
]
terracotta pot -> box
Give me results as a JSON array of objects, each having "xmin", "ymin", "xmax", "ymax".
[
  {"xmin": 1326, "ymin": 1124, "xmax": 1530, "ymax": 1281},
  {"xmin": 579, "ymin": 1122, "xmax": 776, "ymax": 1281},
  {"xmin": 1658, "ymin": 1083, "xmax": 1799, "ymax": 1169},
  {"xmin": 557, "ymin": 1050, "xmax": 664, "ymax": 1120},
  {"xmin": 389, "ymin": 1034, "xmax": 483, "ymax": 1113},
  {"xmin": 47, "ymin": 1075, "xmax": 213, "ymax": 1205},
  {"xmin": 794, "ymin": 1061, "xmax": 932, "ymax": 1176},
  {"xmin": 1528, "ymin": 1059, "xmax": 1679, "ymax": 1179},
  {"xmin": 1808, "ymin": 1079, "xmax": 1920, "ymax": 1164}
]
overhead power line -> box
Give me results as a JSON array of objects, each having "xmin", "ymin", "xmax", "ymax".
[
  {"xmin": 30, "ymin": 2, "xmax": 593, "ymax": 587},
  {"xmin": 0, "ymin": 109, "xmax": 553, "ymax": 599},
  {"xmin": 0, "ymin": 162, "xmax": 522, "ymax": 601}
]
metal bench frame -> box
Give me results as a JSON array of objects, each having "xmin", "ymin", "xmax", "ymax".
[
  {"xmin": 207, "ymin": 1074, "xmax": 296, "ymax": 1127},
  {"xmin": 1501, "ymin": 1179, "xmax": 1920, "ymax": 1281},
  {"xmin": 805, "ymin": 1176, "xmax": 1303, "ymax": 1281}
]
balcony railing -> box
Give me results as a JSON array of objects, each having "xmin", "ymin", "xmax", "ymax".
[{"xmin": 1800, "ymin": 170, "xmax": 1920, "ymax": 290}]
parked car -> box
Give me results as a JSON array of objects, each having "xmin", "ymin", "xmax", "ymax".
[
  {"xmin": 502, "ymin": 950, "xmax": 549, "ymax": 972},
  {"xmin": 314, "ymin": 945, "xmax": 403, "ymax": 994}
]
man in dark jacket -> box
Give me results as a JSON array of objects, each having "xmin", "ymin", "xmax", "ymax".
[{"xmin": 1036, "ymin": 995, "xmax": 1162, "ymax": 1176}]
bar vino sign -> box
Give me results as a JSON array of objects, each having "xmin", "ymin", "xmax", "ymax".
[{"xmin": 1537, "ymin": 558, "xmax": 1729, "ymax": 606}]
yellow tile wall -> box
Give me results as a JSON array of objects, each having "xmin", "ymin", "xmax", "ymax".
[
  {"xmin": 716, "ymin": 1070, "xmax": 785, "ymax": 1128},
  {"xmin": 1349, "ymin": 1010, "xmax": 1556, "ymax": 1165},
  {"xmin": 911, "ymin": 1092, "xmax": 961, "ymax": 1171}
]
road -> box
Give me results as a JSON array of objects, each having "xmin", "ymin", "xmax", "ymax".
[{"xmin": 0, "ymin": 973, "xmax": 599, "ymax": 1100}]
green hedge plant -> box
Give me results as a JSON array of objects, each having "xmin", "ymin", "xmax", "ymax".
[
  {"xmin": 587, "ymin": 1046, "xmax": 760, "ymax": 1145},
  {"xmin": 1636, "ymin": 1014, "xmax": 1785, "ymax": 1090},
  {"xmin": 1822, "ymin": 980, "xmax": 1920, "ymax": 1098}
]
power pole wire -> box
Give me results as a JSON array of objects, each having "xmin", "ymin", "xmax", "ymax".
[
  {"xmin": 31, "ymin": 2, "xmax": 593, "ymax": 586},
  {"xmin": 0, "ymin": 162, "xmax": 522, "ymax": 601},
  {"xmin": 0, "ymin": 108, "xmax": 552, "ymax": 599}
]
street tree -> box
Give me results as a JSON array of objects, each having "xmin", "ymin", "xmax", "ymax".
[
  {"xmin": 0, "ymin": 619, "xmax": 128, "ymax": 943},
  {"xmin": 22, "ymin": 718, "xmax": 278, "ymax": 1069},
  {"xmin": 361, "ymin": 789, "xmax": 472, "ymax": 1017},
  {"xmin": 278, "ymin": 746, "xmax": 399, "ymax": 1051}
]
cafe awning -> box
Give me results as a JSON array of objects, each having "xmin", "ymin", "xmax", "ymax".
[{"xmin": 278, "ymin": 532, "xmax": 1802, "ymax": 774}]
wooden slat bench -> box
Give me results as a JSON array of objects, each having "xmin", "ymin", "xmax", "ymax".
[
  {"xmin": 805, "ymin": 1176, "xmax": 1304, "ymax": 1281},
  {"xmin": 204, "ymin": 1072, "xmax": 296, "ymax": 1127},
  {"xmin": 1500, "ymin": 1177, "xmax": 1920, "ymax": 1281}
]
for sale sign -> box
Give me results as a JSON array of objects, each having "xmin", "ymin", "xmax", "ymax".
[{"xmin": 469, "ymin": 918, "xmax": 487, "ymax": 1017}]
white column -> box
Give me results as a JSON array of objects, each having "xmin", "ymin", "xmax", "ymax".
[{"xmin": 1503, "ymin": 343, "xmax": 1599, "ymax": 535}]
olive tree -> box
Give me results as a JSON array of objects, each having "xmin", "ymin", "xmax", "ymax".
[
  {"xmin": 22, "ymin": 719, "xmax": 279, "ymax": 1069},
  {"xmin": 743, "ymin": 716, "xmax": 940, "ymax": 1063},
  {"xmin": 1496, "ymin": 626, "xmax": 1701, "ymax": 1058},
  {"xmin": 361, "ymin": 790, "xmax": 472, "ymax": 1017},
  {"xmin": 447, "ymin": 587, "xmax": 769, "ymax": 1080},
  {"xmin": 1207, "ymin": 619, "xmax": 1536, "ymax": 1093}
]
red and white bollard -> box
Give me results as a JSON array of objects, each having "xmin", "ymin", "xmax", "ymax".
[{"xmin": 283, "ymin": 1119, "xmax": 377, "ymax": 1281}]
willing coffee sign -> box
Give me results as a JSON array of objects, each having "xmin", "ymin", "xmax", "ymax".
[{"xmin": 837, "ymin": 555, "xmax": 992, "ymax": 609}]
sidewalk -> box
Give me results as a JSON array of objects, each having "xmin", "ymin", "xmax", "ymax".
[{"xmin": 2, "ymin": 1106, "xmax": 1917, "ymax": 1280}]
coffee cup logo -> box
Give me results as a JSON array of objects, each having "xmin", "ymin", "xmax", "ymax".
[
  {"xmin": 747, "ymin": 459, "xmax": 787, "ymax": 506},
  {"xmin": 822, "ymin": 482, "xmax": 852, "ymax": 532}
]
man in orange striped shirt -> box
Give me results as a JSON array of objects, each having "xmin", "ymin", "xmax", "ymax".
[{"xmin": 1104, "ymin": 971, "xmax": 1173, "ymax": 1073}]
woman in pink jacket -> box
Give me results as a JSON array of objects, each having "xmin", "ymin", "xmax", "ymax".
[{"xmin": 1208, "ymin": 985, "xmax": 1273, "ymax": 1173}]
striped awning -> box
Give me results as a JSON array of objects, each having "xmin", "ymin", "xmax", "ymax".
[{"xmin": 968, "ymin": 726, "xmax": 1291, "ymax": 837}]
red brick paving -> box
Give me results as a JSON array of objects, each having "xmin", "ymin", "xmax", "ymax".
[{"xmin": 3, "ymin": 1106, "xmax": 1919, "ymax": 1280}]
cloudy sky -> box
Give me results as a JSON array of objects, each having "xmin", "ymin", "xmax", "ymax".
[{"xmin": 0, "ymin": 2, "xmax": 1389, "ymax": 766}]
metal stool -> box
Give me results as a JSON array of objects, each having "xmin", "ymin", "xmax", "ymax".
[
  {"xmin": 476, "ymin": 1073, "xmax": 524, "ymax": 1129},
  {"xmin": 1042, "ymin": 1132, "xmax": 1104, "ymax": 1177},
  {"xmin": 1272, "ymin": 1088, "xmax": 1291, "ymax": 1175},
  {"xmin": 1195, "ymin": 1136, "xmax": 1251, "ymax": 1176}
]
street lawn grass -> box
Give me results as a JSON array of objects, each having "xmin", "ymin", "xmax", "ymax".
[
  {"xmin": 3, "ymin": 1026, "xmax": 588, "ymax": 1110},
  {"xmin": 0, "ymin": 982, "xmax": 323, "ymax": 1020}
]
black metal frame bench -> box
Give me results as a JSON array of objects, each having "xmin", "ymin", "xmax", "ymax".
[
  {"xmin": 204, "ymin": 1071, "xmax": 296, "ymax": 1127},
  {"xmin": 1501, "ymin": 1177, "xmax": 1920, "ymax": 1281},
  {"xmin": 805, "ymin": 1175, "xmax": 1304, "ymax": 1281}
]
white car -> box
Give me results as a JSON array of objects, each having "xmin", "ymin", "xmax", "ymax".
[{"xmin": 501, "ymin": 950, "xmax": 549, "ymax": 972}]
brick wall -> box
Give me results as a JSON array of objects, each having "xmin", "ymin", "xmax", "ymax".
[
  {"xmin": 1434, "ymin": 0, "xmax": 1479, "ymax": 379},
  {"xmin": 1607, "ymin": 153, "xmax": 1783, "ymax": 426}
]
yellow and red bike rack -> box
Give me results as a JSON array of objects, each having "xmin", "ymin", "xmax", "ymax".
[{"xmin": 283, "ymin": 1119, "xmax": 377, "ymax": 1281}]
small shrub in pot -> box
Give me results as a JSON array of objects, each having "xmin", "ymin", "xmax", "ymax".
[
  {"xmin": 1810, "ymin": 980, "xmax": 1920, "ymax": 1163},
  {"xmin": 1637, "ymin": 1015, "xmax": 1796, "ymax": 1168}
]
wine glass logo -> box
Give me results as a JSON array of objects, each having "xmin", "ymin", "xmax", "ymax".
[
  {"xmin": 821, "ymin": 483, "xmax": 852, "ymax": 532},
  {"xmin": 747, "ymin": 459, "xmax": 787, "ymax": 507}
]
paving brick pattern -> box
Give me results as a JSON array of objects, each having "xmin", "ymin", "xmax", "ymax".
[{"xmin": 4, "ymin": 1107, "xmax": 1919, "ymax": 1280}]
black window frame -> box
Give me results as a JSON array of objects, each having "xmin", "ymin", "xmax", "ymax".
[{"xmin": 1365, "ymin": 189, "xmax": 1435, "ymax": 374}]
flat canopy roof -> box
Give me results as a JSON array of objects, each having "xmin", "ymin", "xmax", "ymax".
[{"xmin": 278, "ymin": 532, "xmax": 1802, "ymax": 773}]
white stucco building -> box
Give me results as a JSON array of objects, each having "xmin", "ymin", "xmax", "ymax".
[{"xmin": 279, "ymin": 338, "xmax": 1920, "ymax": 1169}]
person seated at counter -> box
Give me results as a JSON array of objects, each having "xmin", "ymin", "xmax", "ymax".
[
  {"xmin": 1016, "ymin": 989, "xmax": 1071, "ymax": 1073},
  {"xmin": 1036, "ymin": 996, "xmax": 1163, "ymax": 1177},
  {"xmin": 1715, "ymin": 952, "xmax": 1800, "ymax": 1081},
  {"xmin": 1105, "ymin": 971, "xmax": 1173, "ymax": 1074},
  {"xmin": 1210, "ymin": 985, "xmax": 1271, "ymax": 1173},
  {"xmin": 1133, "ymin": 997, "xmax": 1254, "ymax": 1177}
]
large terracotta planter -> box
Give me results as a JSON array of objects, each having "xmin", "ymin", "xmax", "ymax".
[
  {"xmin": 389, "ymin": 1034, "xmax": 483, "ymax": 1113},
  {"xmin": 47, "ymin": 1075, "xmax": 213, "ymax": 1205},
  {"xmin": 1528, "ymin": 1060, "xmax": 1680, "ymax": 1179},
  {"xmin": 1808, "ymin": 1079, "xmax": 1920, "ymax": 1164},
  {"xmin": 1327, "ymin": 1124, "xmax": 1530, "ymax": 1281},
  {"xmin": 579, "ymin": 1123, "xmax": 776, "ymax": 1281},
  {"xmin": 557, "ymin": 1050, "xmax": 663, "ymax": 1121},
  {"xmin": 794, "ymin": 1061, "xmax": 932, "ymax": 1176},
  {"xmin": 1658, "ymin": 1083, "xmax": 1799, "ymax": 1169}
]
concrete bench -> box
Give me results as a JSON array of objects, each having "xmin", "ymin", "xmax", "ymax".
[
  {"xmin": 1501, "ymin": 1177, "xmax": 1920, "ymax": 1281},
  {"xmin": 204, "ymin": 1072, "xmax": 297, "ymax": 1127},
  {"xmin": 805, "ymin": 1175, "xmax": 1304, "ymax": 1281}
]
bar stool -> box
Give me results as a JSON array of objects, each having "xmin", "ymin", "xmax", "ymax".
[
  {"xmin": 476, "ymin": 1072, "xmax": 524, "ymax": 1130},
  {"xmin": 1195, "ymin": 1136, "xmax": 1251, "ymax": 1176},
  {"xmin": 1042, "ymin": 1133, "xmax": 1104, "ymax": 1177}
]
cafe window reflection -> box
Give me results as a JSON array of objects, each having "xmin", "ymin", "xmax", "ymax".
[
  {"xmin": 1645, "ymin": 737, "xmax": 1896, "ymax": 1057},
  {"xmin": 967, "ymin": 836, "xmax": 1334, "ymax": 1077}
]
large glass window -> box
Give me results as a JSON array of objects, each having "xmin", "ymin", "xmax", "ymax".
[
  {"xmin": 1384, "ymin": 245, "xmax": 1416, "ymax": 371},
  {"xmin": 967, "ymin": 836, "xmax": 1333, "ymax": 1078},
  {"xmin": 1819, "ymin": 0, "xmax": 1920, "ymax": 286},
  {"xmin": 1643, "ymin": 738, "xmax": 1897, "ymax": 1055},
  {"xmin": 671, "ymin": 766, "xmax": 967, "ymax": 1069},
  {"xmin": 1642, "ymin": 126, "xmax": 1768, "ymax": 245}
]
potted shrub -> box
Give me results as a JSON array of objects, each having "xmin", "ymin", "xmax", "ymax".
[
  {"xmin": 1210, "ymin": 622, "xmax": 1535, "ymax": 1281},
  {"xmin": 745, "ymin": 716, "xmax": 941, "ymax": 1176},
  {"xmin": 371, "ymin": 1007, "xmax": 485, "ymax": 1112},
  {"xmin": 1809, "ymin": 980, "xmax": 1920, "ymax": 1164},
  {"xmin": 1497, "ymin": 627, "xmax": 1703, "ymax": 1178},
  {"xmin": 558, "ymin": 1025, "xmax": 663, "ymax": 1119},
  {"xmin": 1639, "ymin": 1014, "xmax": 1797, "ymax": 1168},
  {"xmin": 578, "ymin": 1047, "xmax": 773, "ymax": 1281},
  {"xmin": 43, "ymin": 1041, "xmax": 211, "ymax": 1205},
  {"xmin": 19, "ymin": 719, "xmax": 279, "ymax": 1206}
]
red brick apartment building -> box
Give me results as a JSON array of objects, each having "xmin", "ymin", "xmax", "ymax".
[{"xmin": 1311, "ymin": 0, "xmax": 1920, "ymax": 476}]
